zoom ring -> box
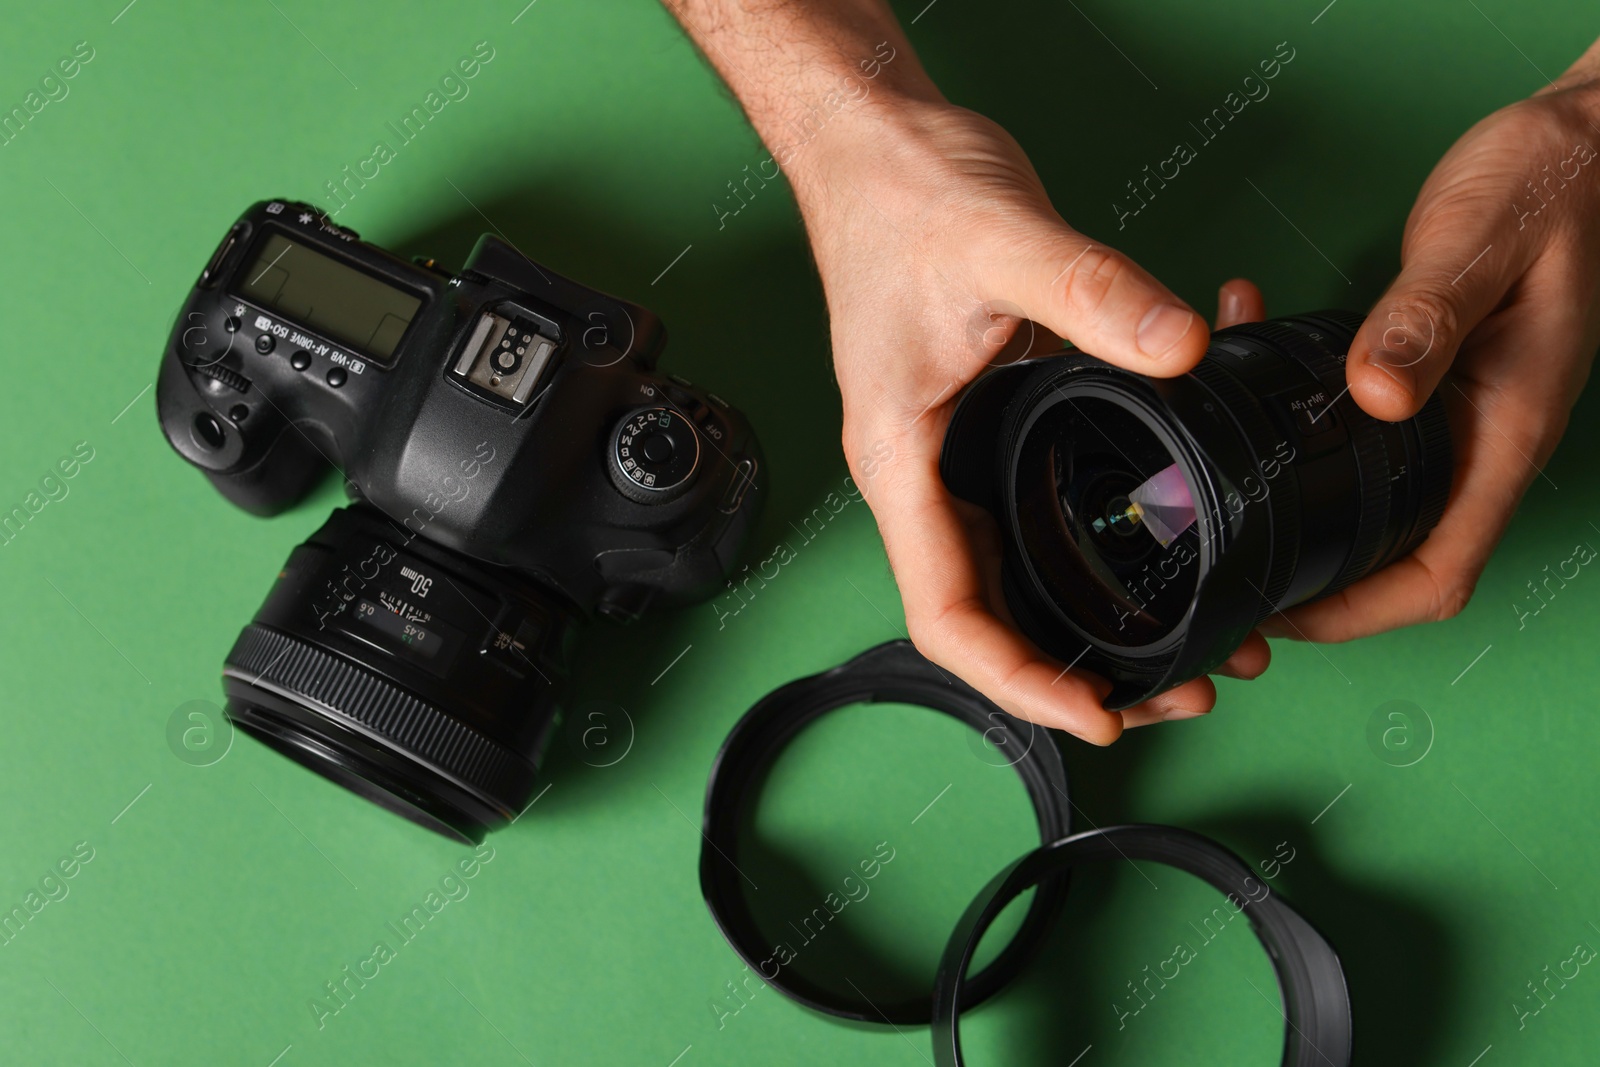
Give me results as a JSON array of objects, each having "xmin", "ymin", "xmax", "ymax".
[
  {"xmin": 1284, "ymin": 348, "xmax": 1392, "ymax": 596},
  {"xmin": 1328, "ymin": 411, "xmax": 1393, "ymax": 595},
  {"xmin": 1188, "ymin": 358, "xmax": 1301, "ymax": 619},
  {"xmin": 1275, "ymin": 316, "xmax": 1394, "ymax": 596},
  {"xmin": 225, "ymin": 624, "xmax": 533, "ymax": 807},
  {"xmin": 1403, "ymin": 395, "xmax": 1453, "ymax": 558}
]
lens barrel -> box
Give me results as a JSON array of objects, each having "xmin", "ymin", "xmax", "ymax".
[
  {"xmin": 222, "ymin": 506, "xmax": 576, "ymax": 842},
  {"xmin": 941, "ymin": 311, "xmax": 1452, "ymax": 708}
]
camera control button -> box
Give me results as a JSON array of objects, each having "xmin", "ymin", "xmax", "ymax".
[
  {"xmin": 325, "ymin": 367, "xmax": 347, "ymax": 388},
  {"xmin": 478, "ymin": 612, "xmax": 550, "ymax": 678},
  {"xmin": 191, "ymin": 412, "xmax": 226, "ymax": 451},
  {"xmin": 720, "ymin": 458, "xmax": 758, "ymax": 514},
  {"xmin": 641, "ymin": 432, "xmax": 674, "ymax": 464},
  {"xmin": 223, "ymin": 316, "xmax": 241, "ymax": 333},
  {"xmin": 610, "ymin": 406, "xmax": 700, "ymax": 503},
  {"xmin": 290, "ymin": 350, "xmax": 312, "ymax": 371},
  {"xmin": 255, "ymin": 333, "xmax": 275, "ymax": 355},
  {"xmin": 1292, "ymin": 401, "xmax": 1338, "ymax": 438}
]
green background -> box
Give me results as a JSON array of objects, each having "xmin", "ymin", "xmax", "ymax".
[{"xmin": 0, "ymin": 0, "xmax": 1595, "ymax": 1063}]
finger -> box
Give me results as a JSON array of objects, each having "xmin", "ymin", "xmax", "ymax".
[
  {"xmin": 1213, "ymin": 629, "xmax": 1272, "ymax": 680},
  {"xmin": 980, "ymin": 223, "xmax": 1208, "ymax": 376},
  {"xmin": 959, "ymin": 489, "xmax": 1239, "ymax": 719},
  {"xmin": 1347, "ymin": 204, "xmax": 1530, "ymax": 421},
  {"xmin": 1119, "ymin": 675, "xmax": 1217, "ymax": 728},
  {"xmin": 855, "ymin": 426, "xmax": 1129, "ymax": 743},
  {"xmin": 1215, "ymin": 278, "xmax": 1265, "ymax": 329},
  {"xmin": 1265, "ymin": 298, "xmax": 1576, "ymax": 642}
]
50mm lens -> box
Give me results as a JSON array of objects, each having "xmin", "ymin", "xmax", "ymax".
[{"xmin": 222, "ymin": 505, "xmax": 576, "ymax": 842}]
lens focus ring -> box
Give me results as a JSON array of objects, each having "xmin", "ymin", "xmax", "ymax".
[
  {"xmin": 224, "ymin": 624, "xmax": 534, "ymax": 807},
  {"xmin": 1406, "ymin": 398, "xmax": 1453, "ymax": 552}
]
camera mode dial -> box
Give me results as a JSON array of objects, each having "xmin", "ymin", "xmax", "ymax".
[{"xmin": 609, "ymin": 406, "xmax": 700, "ymax": 504}]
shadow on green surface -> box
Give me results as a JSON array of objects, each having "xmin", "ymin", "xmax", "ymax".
[
  {"xmin": 732, "ymin": 831, "xmax": 935, "ymax": 1008},
  {"xmin": 1064, "ymin": 735, "xmax": 1457, "ymax": 1067},
  {"xmin": 1185, "ymin": 807, "xmax": 1458, "ymax": 1067}
]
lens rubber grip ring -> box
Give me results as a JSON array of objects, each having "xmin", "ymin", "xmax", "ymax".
[
  {"xmin": 931, "ymin": 825, "xmax": 1353, "ymax": 1067},
  {"xmin": 1402, "ymin": 393, "xmax": 1453, "ymax": 554},
  {"xmin": 1271, "ymin": 316, "xmax": 1393, "ymax": 596},
  {"xmin": 698, "ymin": 640, "xmax": 1074, "ymax": 1025}
]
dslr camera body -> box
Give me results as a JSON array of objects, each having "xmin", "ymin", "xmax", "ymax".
[{"xmin": 158, "ymin": 199, "xmax": 762, "ymax": 841}]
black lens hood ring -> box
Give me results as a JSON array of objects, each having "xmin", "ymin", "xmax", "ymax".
[
  {"xmin": 699, "ymin": 639, "xmax": 1074, "ymax": 1026},
  {"xmin": 931, "ymin": 824, "xmax": 1352, "ymax": 1067}
]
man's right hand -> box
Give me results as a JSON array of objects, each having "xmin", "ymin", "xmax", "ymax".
[
  {"xmin": 793, "ymin": 98, "xmax": 1273, "ymax": 743},
  {"xmin": 662, "ymin": 0, "xmax": 1270, "ymax": 742}
]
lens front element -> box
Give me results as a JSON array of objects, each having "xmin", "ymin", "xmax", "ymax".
[{"xmin": 1013, "ymin": 395, "xmax": 1202, "ymax": 650}]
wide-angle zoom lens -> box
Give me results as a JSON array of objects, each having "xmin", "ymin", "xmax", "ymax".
[
  {"xmin": 221, "ymin": 506, "xmax": 576, "ymax": 842},
  {"xmin": 941, "ymin": 311, "xmax": 1452, "ymax": 707}
]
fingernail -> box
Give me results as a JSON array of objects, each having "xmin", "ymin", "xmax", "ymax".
[
  {"xmin": 1162, "ymin": 708, "xmax": 1208, "ymax": 722},
  {"xmin": 1367, "ymin": 348, "xmax": 1417, "ymax": 397},
  {"xmin": 1219, "ymin": 288, "xmax": 1242, "ymax": 325},
  {"xmin": 1137, "ymin": 304, "xmax": 1197, "ymax": 360}
]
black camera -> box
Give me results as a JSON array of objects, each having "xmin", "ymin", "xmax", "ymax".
[
  {"xmin": 941, "ymin": 311, "xmax": 1451, "ymax": 708},
  {"xmin": 158, "ymin": 199, "xmax": 763, "ymax": 841}
]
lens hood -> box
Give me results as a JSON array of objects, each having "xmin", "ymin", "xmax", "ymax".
[
  {"xmin": 699, "ymin": 640, "xmax": 1073, "ymax": 1024},
  {"xmin": 700, "ymin": 643, "xmax": 1353, "ymax": 1065}
]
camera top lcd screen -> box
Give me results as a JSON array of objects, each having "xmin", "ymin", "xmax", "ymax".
[{"xmin": 233, "ymin": 233, "xmax": 422, "ymax": 363}]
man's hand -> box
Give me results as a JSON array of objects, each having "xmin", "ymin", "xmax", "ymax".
[
  {"xmin": 1260, "ymin": 46, "xmax": 1600, "ymax": 643},
  {"xmin": 802, "ymin": 101, "xmax": 1273, "ymax": 743},
  {"xmin": 664, "ymin": 0, "xmax": 1270, "ymax": 742}
]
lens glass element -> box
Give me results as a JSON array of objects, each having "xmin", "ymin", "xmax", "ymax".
[
  {"xmin": 1127, "ymin": 462, "xmax": 1196, "ymax": 547},
  {"xmin": 1014, "ymin": 397, "xmax": 1200, "ymax": 647}
]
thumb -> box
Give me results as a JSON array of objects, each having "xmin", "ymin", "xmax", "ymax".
[
  {"xmin": 1348, "ymin": 215, "xmax": 1525, "ymax": 421},
  {"xmin": 982, "ymin": 223, "xmax": 1209, "ymax": 375}
]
